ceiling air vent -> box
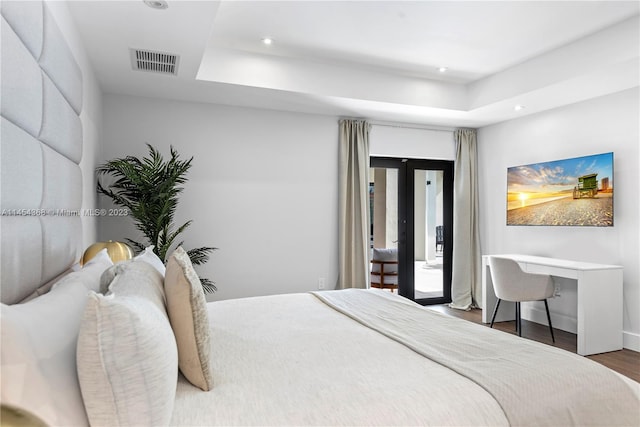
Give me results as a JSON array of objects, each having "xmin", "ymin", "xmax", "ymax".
[{"xmin": 130, "ymin": 48, "xmax": 179, "ymax": 76}]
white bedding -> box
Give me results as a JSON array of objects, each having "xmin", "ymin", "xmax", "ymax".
[
  {"xmin": 315, "ymin": 289, "xmax": 640, "ymax": 426},
  {"xmin": 171, "ymin": 290, "xmax": 640, "ymax": 426},
  {"xmin": 173, "ymin": 292, "xmax": 507, "ymax": 426}
]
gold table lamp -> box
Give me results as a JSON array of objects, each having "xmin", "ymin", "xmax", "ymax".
[
  {"xmin": 81, "ymin": 240, "xmax": 134, "ymax": 265},
  {"xmin": 1, "ymin": 404, "xmax": 47, "ymax": 427}
]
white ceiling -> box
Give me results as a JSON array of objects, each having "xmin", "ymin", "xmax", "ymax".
[{"xmin": 67, "ymin": 1, "xmax": 640, "ymax": 127}]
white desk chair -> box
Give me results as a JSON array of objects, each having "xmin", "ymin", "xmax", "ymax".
[{"xmin": 489, "ymin": 256, "xmax": 555, "ymax": 342}]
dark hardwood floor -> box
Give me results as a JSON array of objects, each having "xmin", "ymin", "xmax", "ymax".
[{"xmin": 428, "ymin": 304, "xmax": 640, "ymax": 383}]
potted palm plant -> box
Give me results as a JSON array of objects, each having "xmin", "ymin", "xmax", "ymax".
[{"xmin": 96, "ymin": 144, "xmax": 216, "ymax": 292}]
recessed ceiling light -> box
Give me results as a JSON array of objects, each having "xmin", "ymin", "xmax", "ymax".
[
  {"xmin": 144, "ymin": 0, "xmax": 168, "ymax": 10},
  {"xmin": 514, "ymin": 104, "xmax": 525, "ymax": 111},
  {"xmin": 438, "ymin": 67, "xmax": 448, "ymax": 73},
  {"xmin": 262, "ymin": 38, "xmax": 273, "ymax": 45}
]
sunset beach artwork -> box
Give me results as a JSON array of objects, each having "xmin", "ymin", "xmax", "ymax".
[{"xmin": 507, "ymin": 152, "xmax": 613, "ymax": 226}]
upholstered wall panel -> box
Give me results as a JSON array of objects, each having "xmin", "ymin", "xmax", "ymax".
[
  {"xmin": 40, "ymin": 75, "xmax": 83, "ymax": 163},
  {"xmin": 41, "ymin": 217, "xmax": 82, "ymax": 283},
  {"xmin": 0, "ymin": 16, "xmax": 43, "ymax": 137},
  {"xmin": 0, "ymin": 217, "xmax": 44, "ymax": 304},
  {"xmin": 0, "ymin": 1, "xmax": 43, "ymax": 59},
  {"xmin": 0, "ymin": 118, "xmax": 44, "ymax": 210},
  {"xmin": 40, "ymin": 6, "xmax": 83, "ymax": 114},
  {"xmin": 1, "ymin": 0, "xmax": 84, "ymax": 304},
  {"xmin": 41, "ymin": 144, "xmax": 82, "ymax": 209}
]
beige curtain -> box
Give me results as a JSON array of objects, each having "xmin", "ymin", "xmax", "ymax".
[
  {"xmin": 338, "ymin": 119, "xmax": 370, "ymax": 289},
  {"xmin": 450, "ymin": 128, "xmax": 482, "ymax": 310}
]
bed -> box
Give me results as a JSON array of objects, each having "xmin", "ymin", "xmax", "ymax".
[
  {"xmin": 1, "ymin": 1, "xmax": 639, "ymax": 426},
  {"xmin": 2, "ymin": 250, "xmax": 639, "ymax": 427},
  {"xmin": 173, "ymin": 289, "xmax": 640, "ymax": 426}
]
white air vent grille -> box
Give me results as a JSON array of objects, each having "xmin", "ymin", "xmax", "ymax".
[{"xmin": 130, "ymin": 49, "xmax": 179, "ymax": 75}]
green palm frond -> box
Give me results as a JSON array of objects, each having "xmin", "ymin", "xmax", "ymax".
[
  {"xmin": 125, "ymin": 239, "xmax": 146, "ymax": 254},
  {"xmin": 96, "ymin": 144, "xmax": 217, "ymax": 293},
  {"xmin": 187, "ymin": 247, "xmax": 217, "ymax": 266},
  {"xmin": 199, "ymin": 277, "xmax": 217, "ymax": 293},
  {"xmin": 157, "ymin": 220, "xmax": 193, "ymax": 262}
]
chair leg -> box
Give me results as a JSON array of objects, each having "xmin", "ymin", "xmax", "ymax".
[
  {"xmin": 490, "ymin": 299, "xmax": 501, "ymax": 328},
  {"xmin": 544, "ymin": 299, "xmax": 555, "ymax": 343},
  {"xmin": 516, "ymin": 302, "xmax": 522, "ymax": 337}
]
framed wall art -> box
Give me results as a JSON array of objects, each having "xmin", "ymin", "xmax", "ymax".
[{"xmin": 507, "ymin": 152, "xmax": 613, "ymax": 226}]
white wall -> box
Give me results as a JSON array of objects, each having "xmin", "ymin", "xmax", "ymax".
[
  {"xmin": 100, "ymin": 94, "xmax": 339, "ymax": 301},
  {"xmin": 46, "ymin": 0, "xmax": 103, "ymax": 251},
  {"xmin": 370, "ymin": 125, "xmax": 455, "ymax": 160},
  {"xmin": 478, "ymin": 88, "xmax": 640, "ymax": 351}
]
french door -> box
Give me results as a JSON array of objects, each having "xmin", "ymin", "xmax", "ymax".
[{"xmin": 370, "ymin": 157, "xmax": 453, "ymax": 305}]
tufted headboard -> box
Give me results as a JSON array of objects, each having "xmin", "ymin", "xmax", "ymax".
[{"xmin": 1, "ymin": 0, "xmax": 84, "ymax": 304}]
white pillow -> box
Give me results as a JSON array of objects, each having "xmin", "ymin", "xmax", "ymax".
[
  {"xmin": 99, "ymin": 258, "xmax": 165, "ymax": 303},
  {"xmin": 0, "ymin": 253, "xmax": 113, "ymax": 427},
  {"xmin": 134, "ymin": 245, "xmax": 166, "ymax": 276},
  {"xmin": 83, "ymin": 247, "xmax": 113, "ymax": 268},
  {"xmin": 53, "ymin": 248, "xmax": 113, "ymax": 293},
  {"xmin": 71, "ymin": 247, "xmax": 114, "ymax": 271},
  {"xmin": 20, "ymin": 248, "xmax": 112, "ymax": 302},
  {"xmin": 77, "ymin": 293, "xmax": 178, "ymax": 426}
]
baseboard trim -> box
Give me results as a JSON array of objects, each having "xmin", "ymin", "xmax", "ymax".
[
  {"xmin": 521, "ymin": 306, "xmax": 576, "ymax": 334},
  {"xmin": 623, "ymin": 331, "xmax": 640, "ymax": 352},
  {"xmin": 522, "ymin": 306, "xmax": 639, "ymax": 352}
]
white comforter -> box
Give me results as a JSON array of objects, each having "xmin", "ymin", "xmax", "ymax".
[{"xmin": 171, "ymin": 290, "xmax": 639, "ymax": 426}]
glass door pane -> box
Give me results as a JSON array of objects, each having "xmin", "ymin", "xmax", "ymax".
[
  {"xmin": 370, "ymin": 167, "xmax": 398, "ymax": 251},
  {"xmin": 370, "ymin": 167, "xmax": 399, "ymax": 294},
  {"xmin": 413, "ymin": 170, "xmax": 444, "ymax": 300}
]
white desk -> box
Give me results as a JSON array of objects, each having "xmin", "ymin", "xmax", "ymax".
[{"xmin": 481, "ymin": 254, "xmax": 623, "ymax": 356}]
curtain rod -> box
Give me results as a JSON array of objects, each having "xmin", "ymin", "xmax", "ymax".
[{"xmin": 369, "ymin": 120, "xmax": 455, "ymax": 133}]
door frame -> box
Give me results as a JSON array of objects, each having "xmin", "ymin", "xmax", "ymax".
[{"xmin": 370, "ymin": 157, "xmax": 454, "ymax": 305}]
